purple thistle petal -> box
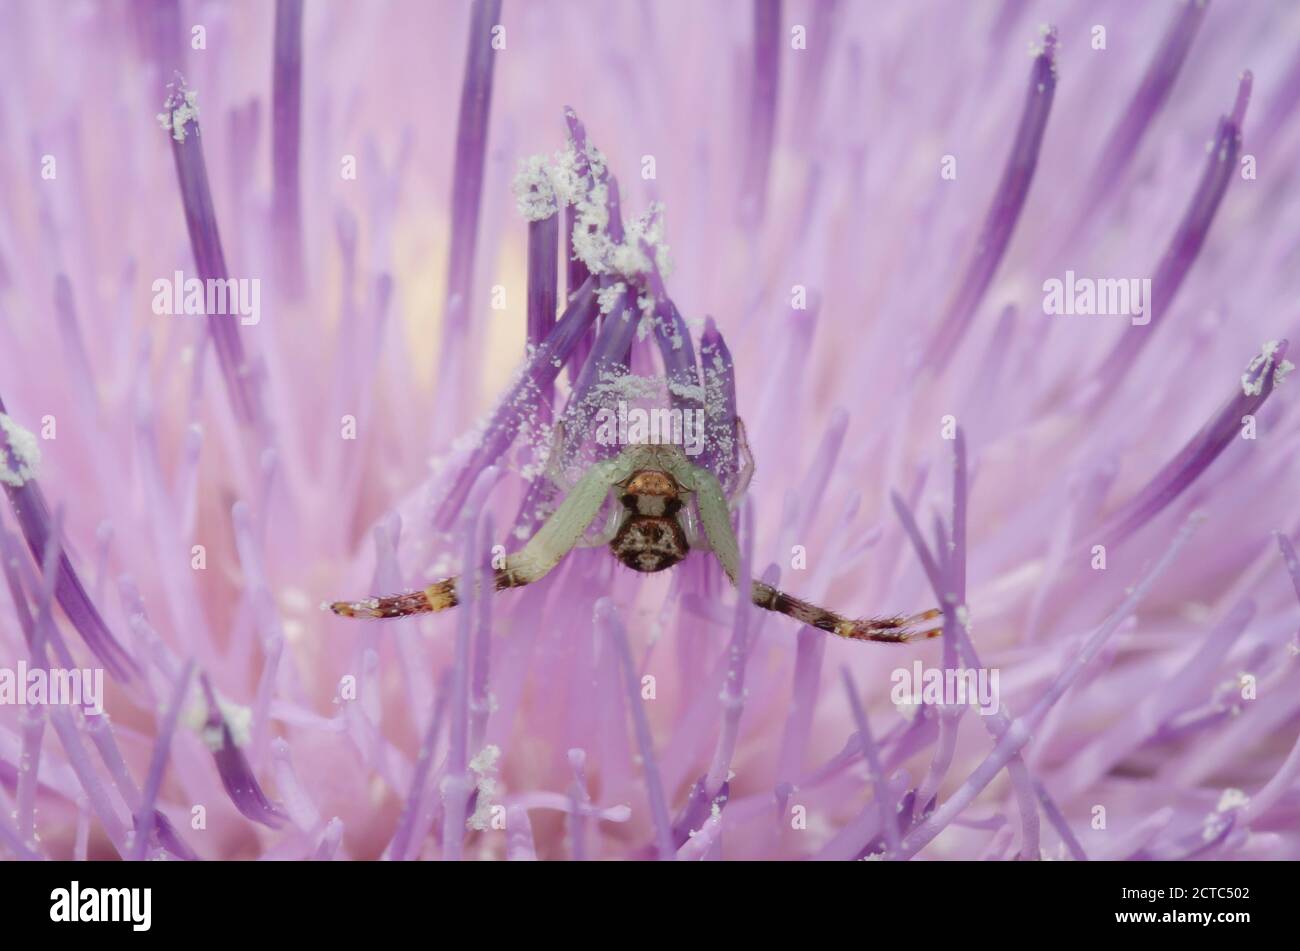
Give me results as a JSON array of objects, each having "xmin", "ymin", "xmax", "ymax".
[
  {"xmin": 606, "ymin": 177, "xmax": 627, "ymax": 245},
  {"xmin": 15, "ymin": 708, "xmax": 44, "ymax": 854},
  {"xmin": 841, "ymin": 667, "xmax": 899, "ymax": 856},
  {"xmin": 739, "ymin": 0, "xmax": 781, "ymax": 226},
  {"xmin": 151, "ymin": 812, "xmax": 200, "ymax": 862},
  {"xmin": 506, "ymin": 805, "xmax": 538, "ymax": 861},
  {"xmin": 389, "ymin": 673, "xmax": 450, "ymax": 862},
  {"xmin": 50, "ymin": 713, "xmax": 131, "ymax": 854},
  {"xmin": 702, "ymin": 501, "xmax": 755, "ymax": 796},
  {"xmin": 652, "ymin": 297, "xmax": 702, "ymax": 414},
  {"xmin": 513, "ymin": 275, "xmax": 640, "ymax": 535},
  {"xmin": 926, "ymin": 27, "xmax": 1057, "ymax": 370},
  {"xmin": 2, "ymin": 521, "xmax": 82, "ymax": 684},
  {"xmin": 1276, "ymin": 531, "xmax": 1300, "ymax": 605},
  {"xmin": 526, "ymin": 206, "xmax": 560, "ymax": 395},
  {"xmin": 566, "ymin": 219, "xmax": 595, "ymax": 383},
  {"xmin": 1053, "ymin": 599, "xmax": 1254, "ymax": 802},
  {"xmin": 1256, "ymin": 42, "xmax": 1300, "ymax": 155},
  {"xmin": 1099, "ymin": 340, "xmax": 1289, "ymax": 544},
  {"xmin": 314, "ymin": 817, "xmax": 345, "ymax": 861},
  {"xmin": 162, "ymin": 80, "xmax": 266, "ymax": 430},
  {"xmin": 271, "ymin": 0, "xmax": 305, "ymax": 296},
  {"xmin": 1240, "ymin": 717, "xmax": 1300, "ymax": 827},
  {"xmin": 567, "ymin": 748, "xmax": 593, "ymax": 861},
  {"xmin": 83, "ymin": 711, "xmax": 199, "ymax": 861},
  {"xmin": 1096, "ymin": 72, "xmax": 1251, "ymax": 388},
  {"xmin": 699, "ymin": 317, "xmax": 739, "ymax": 491},
  {"xmin": 567, "ymin": 280, "xmax": 638, "ymax": 411},
  {"xmin": 562, "ymin": 108, "xmax": 597, "ymax": 369},
  {"xmin": 436, "ymin": 277, "xmax": 598, "ymax": 529},
  {"xmin": 856, "ymin": 788, "xmax": 917, "ymax": 861},
  {"xmin": 669, "ymin": 775, "xmax": 731, "ymax": 852},
  {"xmin": 550, "ymin": 108, "xmax": 630, "ymax": 398},
  {"xmin": 950, "ymin": 428, "xmax": 968, "ymax": 604},
  {"xmin": 0, "ymin": 528, "xmax": 36, "ymax": 649},
  {"xmin": 198, "ymin": 672, "xmax": 287, "ymax": 829},
  {"xmin": 433, "ymin": 0, "xmax": 503, "ymax": 418},
  {"xmin": 1130, "ymin": 810, "xmax": 1236, "ymax": 861},
  {"xmin": 52, "ymin": 277, "xmax": 101, "ymax": 426},
  {"xmin": 1078, "ymin": 0, "xmax": 1210, "ymax": 217},
  {"xmin": 0, "ymin": 790, "xmax": 42, "ymax": 860},
  {"xmin": 792, "ymin": 0, "xmax": 843, "ymax": 133},
  {"xmin": 1034, "ymin": 780, "xmax": 1088, "ymax": 862},
  {"xmin": 0, "ymin": 398, "xmax": 137, "ymax": 680},
  {"xmin": 270, "ymin": 737, "xmax": 322, "ymax": 832},
  {"xmin": 913, "ymin": 434, "xmax": 970, "ymax": 808},
  {"xmin": 890, "ymin": 449, "xmax": 1061, "ymax": 860},
  {"xmin": 599, "ymin": 597, "xmax": 674, "ymax": 859},
  {"xmin": 441, "ymin": 505, "xmax": 492, "ymax": 860},
  {"xmin": 470, "ymin": 529, "xmax": 496, "ymax": 755},
  {"xmin": 1021, "ymin": 513, "xmax": 1204, "ymax": 729},
  {"xmin": 132, "ymin": 0, "xmax": 183, "ymax": 80},
  {"xmin": 130, "ymin": 658, "xmax": 194, "ymax": 860}
]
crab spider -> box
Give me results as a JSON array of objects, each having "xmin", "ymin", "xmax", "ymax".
[{"xmin": 330, "ymin": 420, "xmax": 941, "ymax": 643}]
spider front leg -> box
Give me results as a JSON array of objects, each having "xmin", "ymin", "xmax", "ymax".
[
  {"xmin": 544, "ymin": 420, "xmax": 578, "ymax": 493},
  {"xmin": 330, "ymin": 572, "xmax": 511, "ymax": 619},
  {"xmin": 668, "ymin": 454, "xmax": 941, "ymax": 643},
  {"xmin": 575, "ymin": 489, "xmax": 625, "ymax": 548},
  {"xmin": 728, "ymin": 417, "xmax": 755, "ymax": 506},
  {"xmin": 330, "ymin": 453, "xmax": 639, "ymax": 619},
  {"xmin": 678, "ymin": 495, "xmax": 709, "ymax": 551}
]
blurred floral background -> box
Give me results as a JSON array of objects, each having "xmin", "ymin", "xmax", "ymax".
[{"xmin": 1, "ymin": 0, "xmax": 1299, "ymax": 861}]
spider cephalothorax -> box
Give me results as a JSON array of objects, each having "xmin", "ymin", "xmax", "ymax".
[{"xmin": 331, "ymin": 421, "xmax": 940, "ymax": 643}]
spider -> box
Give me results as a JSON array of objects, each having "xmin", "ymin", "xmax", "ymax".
[{"xmin": 330, "ymin": 419, "xmax": 941, "ymax": 643}]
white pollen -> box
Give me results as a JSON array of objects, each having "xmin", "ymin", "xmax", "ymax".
[
  {"xmin": 1242, "ymin": 340, "xmax": 1294, "ymax": 396},
  {"xmin": 158, "ymin": 88, "xmax": 200, "ymax": 143},
  {"xmin": 1216, "ymin": 788, "xmax": 1248, "ymax": 812},
  {"xmin": 0, "ymin": 414, "xmax": 41, "ymax": 487},
  {"xmin": 512, "ymin": 154, "xmax": 558, "ymax": 221}
]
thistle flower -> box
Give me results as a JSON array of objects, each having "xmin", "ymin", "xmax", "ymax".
[{"xmin": 2, "ymin": 0, "xmax": 1300, "ymax": 864}]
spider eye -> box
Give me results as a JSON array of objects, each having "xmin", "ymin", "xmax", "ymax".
[{"xmin": 620, "ymin": 492, "xmax": 638, "ymax": 510}]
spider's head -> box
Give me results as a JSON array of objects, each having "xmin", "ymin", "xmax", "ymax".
[{"xmin": 610, "ymin": 468, "xmax": 688, "ymax": 572}]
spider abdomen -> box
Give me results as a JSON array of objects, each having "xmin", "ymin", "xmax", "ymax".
[{"xmin": 610, "ymin": 514, "xmax": 688, "ymax": 573}]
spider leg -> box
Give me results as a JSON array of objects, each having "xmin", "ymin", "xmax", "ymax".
[
  {"xmin": 728, "ymin": 417, "xmax": 755, "ymax": 507},
  {"xmin": 679, "ymin": 496, "xmax": 710, "ymax": 550},
  {"xmin": 545, "ymin": 420, "xmax": 577, "ymax": 493},
  {"xmin": 330, "ymin": 573, "xmax": 506, "ymax": 619},
  {"xmin": 752, "ymin": 582, "xmax": 942, "ymax": 642},
  {"xmin": 330, "ymin": 452, "xmax": 640, "ymax": 619},
  {"xmin": 669, "ymin": 455, "xmax": 940, "ymax": 643},
  {"xmin": 575, "ymin": 489, "xmax": 625, "ymax": 548}
]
